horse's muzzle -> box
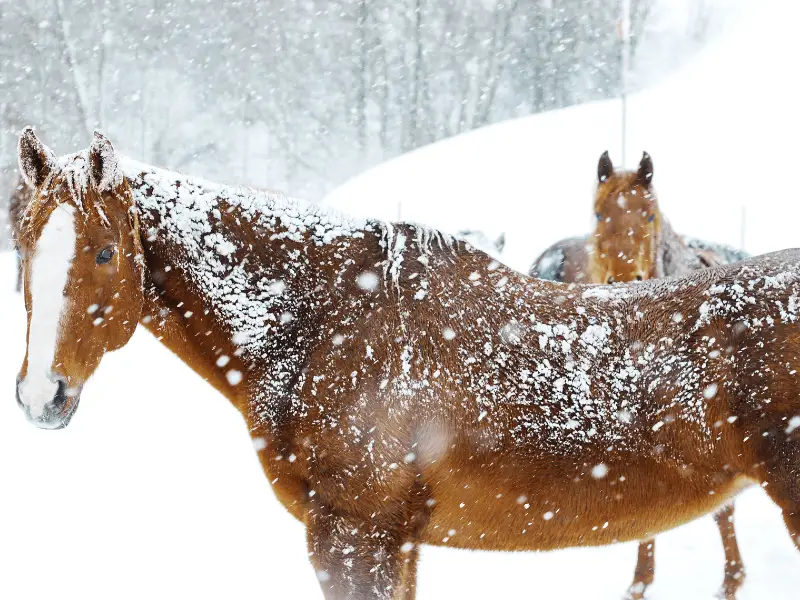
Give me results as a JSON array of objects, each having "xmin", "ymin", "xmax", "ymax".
[{"xmin": 16, "ymin": 377, "xmax": 81, "ymax": 430}]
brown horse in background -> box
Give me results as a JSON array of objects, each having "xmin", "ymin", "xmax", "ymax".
[
  {"xmin": 530, "ymin": 152, "xmax": 747, "ymax": 284},
  {"xmin": 15, "ymin": 129, "xmax": 800, "ymax": 600},
  {"xmin": 531, "ymin": 151, "xmax": 750, "ymax": 599},
  {"xmin": 7, "ymin": 174, "xmax": 30, "ymax": 291}
]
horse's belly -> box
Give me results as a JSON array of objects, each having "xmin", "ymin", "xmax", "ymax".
[{"xmin": 420, "ymin": 459, "xmax": 752, "ymax": 552}]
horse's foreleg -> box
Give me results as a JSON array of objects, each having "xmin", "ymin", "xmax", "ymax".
[
  {"xmin": 397, "ymin": 542, "xmax": 419, "ymax": 600},
  {"xmin": 306, "ymin": 504, "xmax": 411, "ymax": 600},
  {"xmin": 714, "ymin": 504, "xmax": 745, "ymax": 599},
  {"xmin": 625, "ymin": 539, "xmax": 654, "ymax": 600}
]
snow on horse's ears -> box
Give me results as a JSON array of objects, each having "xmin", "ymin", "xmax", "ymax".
[
  {"xmin": 18, "ymin": 126, "xmax": 57, "ymax": 189},
  {"xmin": 637, "ymin": 152, "xmax": 654, "ymax": 185},
  {"xmin": 89, "ymin": 130, "xmax": 122, "ymax": 192},
  {"xmin": 597, "ymin": 150, "xmax": 613, "ymax": 183}
]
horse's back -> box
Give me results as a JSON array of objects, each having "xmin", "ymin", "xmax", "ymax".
[
  {"xmin": 529, "ymin": 236, "xmax": 590, "ymax": 283},
  {"xmin": 684, "ymin": 236, "xmax": 750, "ymax": 267}
]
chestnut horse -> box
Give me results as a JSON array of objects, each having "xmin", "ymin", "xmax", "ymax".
[
  {"xmin": 15, "ymin": 129, "xmax": 800, "ymax": 600},
  {"xmin": 530, "ymin": 151, "xmax": 748, "ymax": 284},
  {"xmin": 7, "ymin": 173, "xmax": 30, "ymax": 291},
  {"xmin": 530, "ymin": 151, "xmax": 750, "ymax": 599}
]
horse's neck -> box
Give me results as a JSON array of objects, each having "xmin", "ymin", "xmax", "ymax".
[{"xmin": 122, "ymin": 160, "xmax": 382, "ymax": 412}]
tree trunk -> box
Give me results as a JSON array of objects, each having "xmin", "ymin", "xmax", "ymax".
[{"xmin": 53, "ymin": 0, "xmax": 94, "ymax": 138}]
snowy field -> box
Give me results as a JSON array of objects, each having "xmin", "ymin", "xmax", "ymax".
[
  {"xmin": 4, "ymin": 2, "xmax": 800, "ymax": 600},
  {"xmin": 325, "ymin": 0, "xmax": 800, "ymax": 274}
]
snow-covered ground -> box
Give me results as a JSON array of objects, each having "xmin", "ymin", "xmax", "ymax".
[
  {"xmin": 325, "ymin": 0, "xmax": 800, "ymax": 275},
  {"xmin": 3, "ymin": 2, "xmax": 800, "ymax": 599}
]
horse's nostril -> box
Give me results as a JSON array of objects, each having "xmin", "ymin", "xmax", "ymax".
[{"xmin": 52, "ymin": 379, "xmax": 68, "ymax": 410}]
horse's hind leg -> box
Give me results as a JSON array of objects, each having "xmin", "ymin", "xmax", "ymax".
[
  {"xmin": 625, "ymin": 539, "xmax": 655, "ymax": 600},
  {"xmin": 306, "ymin": 504, "xmax": 414, "ymax": 600},
  {"xmin": 755, "ymin": 434, "xmax": 800, "ymax": 551},
  {"xmin": 714, "ymin": 504, "xmax": 745, "ymax": 599}
]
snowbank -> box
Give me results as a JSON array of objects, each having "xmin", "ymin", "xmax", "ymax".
[{"xmin": 325, "ymin": 0, "xmax": 800, "ymax": 274}]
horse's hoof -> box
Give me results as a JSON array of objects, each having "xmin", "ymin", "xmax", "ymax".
[
  {"xmin": 623, "ymin": 582, "xmax": 646, "ymax": 600},
  {"xmin": 715, "ymin": 570, "xmax": 745, "ymax": 599}
]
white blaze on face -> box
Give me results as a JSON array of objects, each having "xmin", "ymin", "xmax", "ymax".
[{"xmin": 18, "ymin": 204, "xmax": 77, "ymax": 419}]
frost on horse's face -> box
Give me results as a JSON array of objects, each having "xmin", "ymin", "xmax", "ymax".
[{"xmin": 15, "ymin": 128, "xmax": 143, "ymax": 429}]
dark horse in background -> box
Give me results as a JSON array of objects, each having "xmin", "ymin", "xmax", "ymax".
[{"xmin": 530, "ymin": 151, "xmax": 750, "ymax": 599}]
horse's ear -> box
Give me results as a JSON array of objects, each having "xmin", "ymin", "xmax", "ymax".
[
  {"xmin": 637, "ymin": 152, "xmax": 654, "ymax": 185},
  {"xmin": 597, "ymin": 151, "xmax": 613, "ymax": 183},
  {"xmin": 18, "ymin": 126, "xmax": 57, "ymax": 189},
  {"xmin": 89, "ymin": 130, "xmax": 122, "ymax": 192}
]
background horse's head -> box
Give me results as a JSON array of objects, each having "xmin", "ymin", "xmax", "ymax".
[
  {"xmin": 15, "ymin": 128, "xmax": 143, "ymax": 429},
  {"xmin": 589, "ymin": 151, "xmax": 659, "ymax": 283}
]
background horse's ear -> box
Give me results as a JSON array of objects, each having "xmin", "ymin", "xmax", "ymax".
[
  {"xmin": 637, "ymin": 151, "xmax": 654, "ymax": 185},
  {"xmin": 18, "ymin": 126, "xmax": 57, "ymax": 189},
  {"xmin": 495, "ymin": 233, "xmax": 506, "ymax": 253},
  {"xmin": 89, "ymin": 130, "xmax": 122, "ymax": 192},
  {"xmin": 597, "ymin": 151, "xmax": 613, "ymax": 183}
]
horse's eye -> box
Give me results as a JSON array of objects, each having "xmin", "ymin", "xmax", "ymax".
[
  {"xmin": 648, "ymin": 214, "xmax": 655, "ymax": 222},
  {"xmin": 636, "ymin": 275, "xmax": 643, "ymax": 281},
  {"xmin": 96, "ymin": 246, "xmax": 115, "ymax": 265},
  {"xmin": 607, "ymin": 276, "xmax": 614, "ymax": 284},
  {"xmin": 596, "ymin": 212, "xmax": 602, "ymax": 221}
]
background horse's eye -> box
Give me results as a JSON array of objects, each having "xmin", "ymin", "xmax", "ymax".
[
  {"xmin": 648, "ymin": 214, "xmax": 655, "ymax": 222},
  {"xmin": 96, "ymin": 246, "xmax": 115, "ymax": 265}
]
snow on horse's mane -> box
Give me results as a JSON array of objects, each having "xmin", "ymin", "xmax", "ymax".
[
  {"xmin": 120, "ymin": 157, "xmax": 458, "ymax": 265},
  {"xmin": 36, "ymin": 152, "xmax": 118, "ymax": 226},
  {"xmin": 120, "ymin": 157, "xmax": 369, "ymax": 246}
]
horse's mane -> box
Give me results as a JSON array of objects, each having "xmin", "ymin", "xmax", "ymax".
[
  {"xmin": 19, "ymin": 152, "xmax": 110, "ymax": 243},
  {"xmin": 121, "ymin": 157, "xmax": 370, "ymax": 245},
  {"xmin": 121, "ymin": 157, "xmax": 462, "ymax": 275}
]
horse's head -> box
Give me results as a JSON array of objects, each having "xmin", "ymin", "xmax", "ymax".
[
  {"xmin": 15, "ymin": 128, "xmax": 144, "ymax": 429},
  {"xmin": 590, "ymin": 151, "xmax": 658, "ymax": 283}
]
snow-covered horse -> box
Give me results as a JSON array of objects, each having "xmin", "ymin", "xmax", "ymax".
[
  {"xmin": 530, "ymin": 151, "xmax": 748, "ymax": 284},
  {"xmin": 15, "ymin": 129, "xmax": 800, "ymax": 600},
  {"xmin": 530, "ymin": 151, "xmax": 751, "ymax": 599}
]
